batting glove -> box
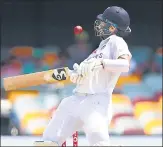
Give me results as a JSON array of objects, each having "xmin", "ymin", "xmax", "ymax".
[
  {"xmin": 78, "ymin": 58, "xmax": 103, "ymax": 77},
  {"xmin": 69, "ymin": 63, "xmax": 85, "ymax": 84}
]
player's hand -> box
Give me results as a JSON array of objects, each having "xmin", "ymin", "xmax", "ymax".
[
  {"xmin": 69, "ymin": 63, "xmax": 85, "ymax": 84},
  {"xmin": 78, "ymin": 58, "xmax": 103, "ymax": 77},
  {"xmin": 69, "ymin": 72, "xmax": 84, "ymax": 84}
]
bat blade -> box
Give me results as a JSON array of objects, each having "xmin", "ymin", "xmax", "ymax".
[{"xmin": 3, "ymin": 67, "xmax": 71, "ymax": 91}]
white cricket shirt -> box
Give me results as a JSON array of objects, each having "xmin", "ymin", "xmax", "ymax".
[{"xmin": 74, "ymin": 35, "xmax": 132, "ymax": 94}]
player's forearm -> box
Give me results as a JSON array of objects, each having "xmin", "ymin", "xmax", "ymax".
[{"xmin": 103, "ymin": 59, "xmax": 130, "ymax": 72}]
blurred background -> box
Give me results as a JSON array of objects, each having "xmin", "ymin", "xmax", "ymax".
[{"xmin": 1, "ymin": 0, "xmax": 162, "ymax": 146}]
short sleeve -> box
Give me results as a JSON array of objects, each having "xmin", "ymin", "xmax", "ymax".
[{"xmin": 115, "ymin": 38, "xmax": 132, "ymax": 59}]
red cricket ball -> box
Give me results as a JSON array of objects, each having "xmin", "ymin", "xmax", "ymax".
[{"xmin": 74, "ymin": 25, "xmax": 83, "ymax": 35}]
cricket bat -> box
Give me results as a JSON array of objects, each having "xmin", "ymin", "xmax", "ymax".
[{"xmin": 3, "ymin": 67, "xmax": 71, "ymax": 91}]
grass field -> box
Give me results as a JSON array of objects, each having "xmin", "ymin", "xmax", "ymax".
[{"xmin": 1, "ymin": 135, "xmax": 162, "ymax": 146}]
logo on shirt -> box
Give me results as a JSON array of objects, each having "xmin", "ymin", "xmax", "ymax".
[
  {"xmin": 86, "ymin": 53, "xmax": 103, "ymax": 61},
  {"xmin": 100, "ymin": 45, "xmax": 106, "ymax": 50}
]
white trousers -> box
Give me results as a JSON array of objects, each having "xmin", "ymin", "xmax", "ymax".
[{"xmin": 42, "ymin": 93, "xmax": 112, "ymax": 146}]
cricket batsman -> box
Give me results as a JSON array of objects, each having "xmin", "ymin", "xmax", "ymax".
[{"xmin": 35, "ymin": 6, "xmax": 132, "ymax": 146}]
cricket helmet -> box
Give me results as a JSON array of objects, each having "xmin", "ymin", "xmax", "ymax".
[{"xmin": 94, "ymin": 6, "xmax": 131, "ymax": 39}]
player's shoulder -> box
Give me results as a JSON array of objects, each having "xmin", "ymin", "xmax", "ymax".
[{"xmin": 109, "ymin": 35, "xmax": 128, "ymax": 46}]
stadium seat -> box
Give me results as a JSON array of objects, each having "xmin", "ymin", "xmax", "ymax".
[
  {"xmin": 10, "ymin": 46, "xmax": 33, "ymax": 57},
  {"xmin": 13, "ymin": 96, "xmax": 42, "ymax": 119},
  {"xmin": 132, "ymin": 96, "xmax": 158, "ymax": 106},
  {"xmin": 159, "ymin": 96, "xmax": 162, "ymax": 111},
  {"xmin": 134, "ymin": 101, "xmax": 161, "ymax": 118},
  {"xmin": 22, "ymin": 61, "xmax": 36, "ymax": 74},
  {"xmin": 11, "ymin": 93, "xmax": 48, "ymax": 135},
  {"xmin": 116, "ymin": 75, "xmax": 141, "ymax": 88},
  {"xmin": 32, "ymin": 48, "xmax": 45, "ymax": 58},
  {"xmin": 144, "ymin": 119, "xmax": 162, "ymax": 135},
  {"xmin": 133, "ymin": 101, "xmax": 162, "ymax": 135},
  {"xmin": 112, "ymin": 94, "xmax": 133, "ymax": 116},
  {"xmin": 113, "ymin": 116, "xmax": 144, "ymax": 135},
  {"xmin": 122, "ymin": 83, "xmax": 153, "ymax": 100},
  {"xmin": 143, "ymin": 73, "xmax": 162, "ymax": 93},
  {"xmin": 21, "ymin": 111, "xmax": 50, "ymax": 135},
  {"xmin": 112, "ymin": 94, "xmax": 131, "ymax": 104},
  {"xmin": 130, "ymin": 46, "xmax": 152, "ymax": 64},
  {"xmin": 110, "ymin": 94, "xmax": 143, "ymax": 135},
  {"xmin": 159, "ymin": 95, "xmax": 162, "ymax": 102},
  {"xmin": 153, "ymin": 53, "xmax": 162, "ymax": 70},
  {"xmin": 43, "ymin": 52, "xmax": 59, "ymax": 67},
  {"xmin": 112, "ymin": 113, "xmax": 134, "ymax": 124},
  {"xmin": 7, "ymin": 90, "xmax": 39, "ymax": 103},
  {"xmin": 153, "ymin": 91, "xmax": 162, "ymax": 101}
]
